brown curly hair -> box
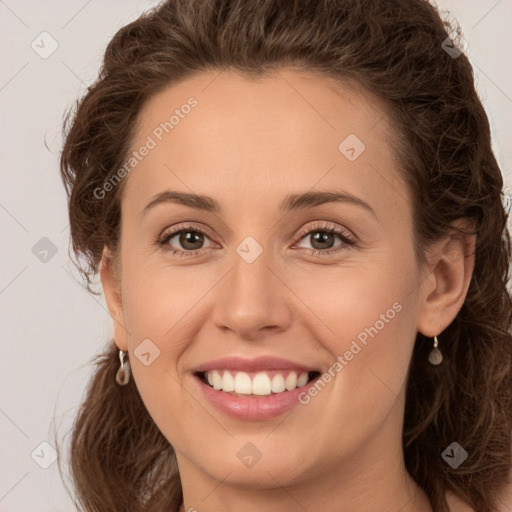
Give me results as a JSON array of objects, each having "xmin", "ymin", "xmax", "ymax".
[{"xmin": 55, "ymin": 0, "xmax": 512, "ymax": 511}]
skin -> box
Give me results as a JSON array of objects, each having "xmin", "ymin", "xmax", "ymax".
[{"xmin": 100, "ymin": 69, "xmax": 476, "ymax": 512}]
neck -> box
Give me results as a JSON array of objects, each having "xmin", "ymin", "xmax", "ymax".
[
  {"xmin": 175, "ymin": 404, "xmax": 433, "ymax": 512},
  {"xmin": 177, "ymin": 479, "xmax": 431, "ymax": 512}
]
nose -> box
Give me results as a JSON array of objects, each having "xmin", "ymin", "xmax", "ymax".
[{"xmin": 211, "ymin": 248, "xmax": 292, "ymax": 341}]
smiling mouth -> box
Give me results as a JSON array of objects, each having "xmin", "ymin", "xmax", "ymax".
[{"xmin": 196, "ymin": 370, "xmax": 321, "ymax": 397}]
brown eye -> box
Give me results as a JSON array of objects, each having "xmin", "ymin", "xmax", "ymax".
[
  {"xmin": 175, "ymin": 230, "xmax": 204, "ymax": 250},
  {"xmin": 308, "ymin": 231, "xmax": 337, "ymax": 250},
  {"xmin": 158, "ymin": 224, "xmax": 216, "ymax": 256},
  {"xmin": 295, "ymin": 222, "xmax": 356, "ymax": 256}
]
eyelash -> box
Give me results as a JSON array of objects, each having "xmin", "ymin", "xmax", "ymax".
[{"xmin": 157, "ymin": 221, "xmax": 356, "ymax": 258}]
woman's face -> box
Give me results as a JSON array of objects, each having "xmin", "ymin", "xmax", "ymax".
[{"xmin": 103, "ymin": 69, "xmax": 439, "ymax": 498}]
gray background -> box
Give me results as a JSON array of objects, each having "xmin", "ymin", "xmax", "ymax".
[{"xmin": 0, "ymin": 1, "xmax": 511, "ymax": 510}]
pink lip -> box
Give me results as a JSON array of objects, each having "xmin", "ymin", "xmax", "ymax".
[
  {"xmin": 193, "ymin": 356, "xmax": 321, "ymax": 420},
  {"xmin": 194, "ymin": 373, "xmax": 320, "ymax": 420},
  {"xmin": 195, "ymin": 355, "xmax": 318, "ymax": 373}
]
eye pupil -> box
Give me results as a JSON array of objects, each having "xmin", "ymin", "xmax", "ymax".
[
  {"xmin": 311, "ymin": 231, "xmax": 334, "ymax": 249},
  {"xmin": 180, "ymin": 231, "xmax": 203, "ymax": 250}
]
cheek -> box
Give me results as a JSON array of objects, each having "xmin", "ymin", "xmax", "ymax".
[
  {"xmin": 288, "ymin": 253, "xmax": 419, "ymax": 428},
  {"xmin": 324, "ymin": 300, "xmax": 416, "ymax": 462},
  {"xmin": 121, "ymin": 255, "xmax": 210, "ymax": 345},
  {"xmin": 331, "ymin": 296, "xmax": 416, "ymax": 404},
  {"xmin": 290, "ymin": 252, "xmax": 417, "ymax": 355},
  {"xmin": 118, "ymin": 260, "xmax": 203, "ymax": 426}
]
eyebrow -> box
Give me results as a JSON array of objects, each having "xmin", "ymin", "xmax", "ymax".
[{"xmin": 143, "ymin": 190, "xmax": 377, "ymax": 218}]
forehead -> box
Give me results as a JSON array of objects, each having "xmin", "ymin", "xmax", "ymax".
[{"xmin": 122, "ymin": 68, "xmax": 408, "ymax": 220}]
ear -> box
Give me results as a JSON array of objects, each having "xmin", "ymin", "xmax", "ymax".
[
  {"xmin": 100, "ymin": 246, "xmax": 128, "ymax": 351},
  {"xmin": 416, "ymin": 218, "xmax": 477, "ymax": 337}
]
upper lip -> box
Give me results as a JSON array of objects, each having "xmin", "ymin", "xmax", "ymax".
[{"xmin": 194, "ymin": 356, "xmax": 319, "ymax": 373}]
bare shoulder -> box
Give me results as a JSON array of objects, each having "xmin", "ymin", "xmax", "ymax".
[{"xmin": 445, "ymin": 490, "xmax": 475, "ymax": 512}]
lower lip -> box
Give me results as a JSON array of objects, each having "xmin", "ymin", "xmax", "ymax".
[{"xmin": 195, "ymin": 374, "xmax": 319, "ymax": 420}]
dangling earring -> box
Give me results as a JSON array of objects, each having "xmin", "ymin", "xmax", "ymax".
[
  {"xmin": 428, "ymin": 335, "xmax": 443, "ymax": 365},
  {"xmin": 116, "ymin": 350, "xmax": 131, "ymax": 385}
]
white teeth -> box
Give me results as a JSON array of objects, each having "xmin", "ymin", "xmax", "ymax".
[
  {"xmin": 212, "ymin": 370, "xmax": 222, "ymax": 390},
  {"xmin": 222, "ymin": 370, "xmax": 235, "ymax": 392},
  {"xmin": 234, "ymin": 372, "xmax": 252, "ymax": 394},
  {"xmin": 284, "ymin": 372, "xmax": 297, "ymax": 391},
  {"xmin": 204, "ymin": 370, "xmax": 310, "ymax": 395},
  {"xmin": 252, "ymin": 372, "xmax": 272, "ymax": 396},
  {"xmin": 297, "ymin": 372, "xmax": 308, "ymax": 387},
  {"xmin": 271, "ymin": 373, "xmax": 286, "ymax": 393}
]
